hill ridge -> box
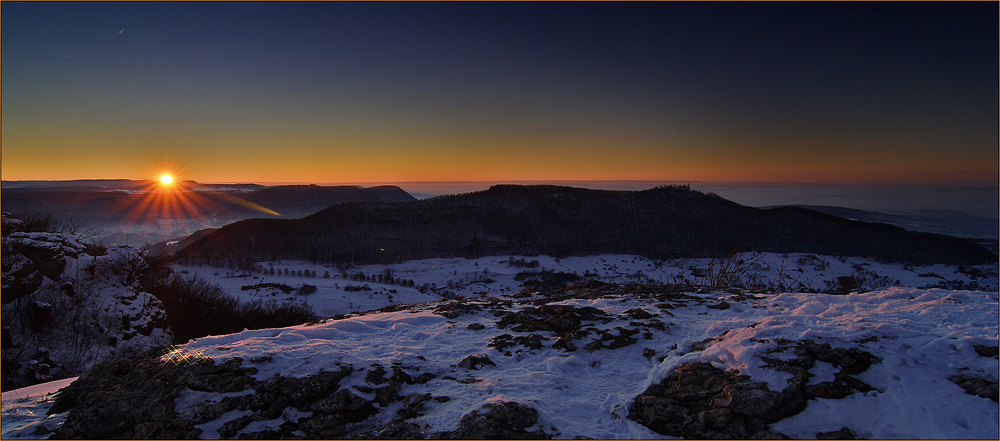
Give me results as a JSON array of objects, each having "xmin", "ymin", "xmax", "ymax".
[{"xmin": 174, "ymin": 185, "xmax": 996, "ymax": 267}]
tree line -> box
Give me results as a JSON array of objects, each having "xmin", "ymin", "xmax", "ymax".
[{"xmin": 172, "ymin": 185, "xmax": 997, "ymax": 270}]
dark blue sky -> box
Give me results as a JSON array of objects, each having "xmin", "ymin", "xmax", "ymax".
[{"xmin": 3, "ymin": 1, "xmax": 997, "ymax": 184}]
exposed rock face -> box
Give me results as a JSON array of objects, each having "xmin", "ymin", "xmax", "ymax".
[
  {"xmin": 2, "ymin": 231, "xmax": 86, "ymax": 304},
  {"xmin": 2, "ymin": 230, "xmax": 173, "ymax": 390},
  {"xmin": 629, "ymin": 340, "xmax": 881, "ymax": 439},
  {"xmin": 49, "ymin": 347, "xmax": 208, "ymax": 439}
]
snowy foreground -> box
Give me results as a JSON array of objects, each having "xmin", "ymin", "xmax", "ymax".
[{"xmin": 2, "ymin": 253, "xmax": 998, "ymax": 439}]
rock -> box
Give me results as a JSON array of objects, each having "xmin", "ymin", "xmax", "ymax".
[
  {"xmin": 553, "ymin": 336, "xmax": 577, "ymax": 352},
  {"xmin": 489, "ymin": 334, "xmax": 517, "ymax": 352},
  {"xmin": 798, "ymin": 340, "xmax": 880, "ymax": 375},
  {"xmin": 707, "ymin": 301, "xmax": 731, "ymax": 310},
  {"xmin": 974, "ymin": 345, "xmax": 999, "ymax": 358},
  {"xmin": 496, "ymin": 304, "xmax": 610, "ymax": 334},
  {"xmin": 631, "ymin": 339, "xmax": 881, "ymax": 439},
  {"xmin": 262, "ymin": 366, "xmax": 353, "ymax": 407},
  {"xmin": 237, "ymin": 429, "xmax": 282, "ymax": 439},
  {"xmin": 395, "ymin": 393, "xmax": 433, "ymax": 419},
  {"xmin": 433, "ymin": 300, "xmax": 483, "ymax": 319},
  {"xmin": 3, "ymin": 232, "xmax": 86, "ymax": 303},
  {"xmin": 310, "ymin": 388, "xmax": 376, "ymax": 414},
  {"xmin": 299, "ymin": 412, "xmax": 349, "ymax": 438},
  {"xmin": 366, "ymin": 363, "xmax": 389, "ymax": 385},
  {"xmin": 949, "ymin": 375, "xmax": 999, "ymax": 402},
  {"xmin": 218, "ymin": 414, "xmax": 256, "ymax": 439},
  {"xmin": 374, "ymin": 381, "xmax": 403, "ymax": 406},
  {"xmin": 584, "ymin": 327, "xmax": 639, "ymax": 352},
  {"xmin": 688, "ymin": 337, "xmax": 718, "ymax": 353},
  {"xmin": 359, "ymin": 420, "xmax": 427, "ymax": 439},
  {"xmin": 49, "ymin": 347, "xmax": 205, "ymax": 439},
  {"xmin": 623, "ymin": 308, "xmax": 654, "ymax": 319},
  {"xmin": 49, "ymin": 348, "xmax": 358, "ymax": 439},
  {"xmin": 459, "ymin": 353, "xmax": 496, "ymax": 370},
  {"xmin": 817, "ymin": 427, "xmax": 858, "ymax": 439},
  {"xmin": 299, "ymin": 388, "xmax": 378, "ymax": 438},
  {"xmin": 629, "ymin": 362, "xmax": 790, "ymax": 439},
  {"xmin": 390, "ymin": 365, "xmax": 414, "ymax": 384},
  {"xmin": 468, "ymin": 323, "xmax": 486, "ymax": 330},
  {"xmin": 414, "ymin": 372, "xmax": 436, "ymax": 384},
  {"xmin": 433, "ymin": 401, "xmax": 549, "ymax": 439},
  {"xmin": 515, "ymin": 334, "xmax": 548, "ymax": 350}
]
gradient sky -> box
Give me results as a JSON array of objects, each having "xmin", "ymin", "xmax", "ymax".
[{"xmin": 2, "ymin": 2, "xmax": 997, "ymax": 185}]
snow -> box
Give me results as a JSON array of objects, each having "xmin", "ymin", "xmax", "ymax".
[
  {"xmin": 2, "ymin": 239, "xmax": 174, "ymax": 393},
  {"xmin": 1, "ymin": 377, "xmax": 77, "ymax": 439},
  {"xmin": 3, "ymin": 252, "xmax": 997, "ymax": 439},
  {"xmin": 164, "ymin": 285, "xmax": 1000, "ymax": 439},
  {"xmin": 171, "ymin": 252, "xmax": 999, "ymax": 320}
]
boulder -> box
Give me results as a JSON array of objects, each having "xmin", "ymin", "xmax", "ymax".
[
  {"xmin": 631, "ymin": 340, "xmax": 880, "ymax": 439},
  {"xmin": 433, "ymin": 401, "xmax": 549, "ymax": 439},
  {"xmin": 458, "ymin": 353, "xmax": 496, "ymax": 370}
]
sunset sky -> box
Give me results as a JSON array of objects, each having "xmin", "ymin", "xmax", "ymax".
[{"xmin": 2, "ymin": 2, "xmax": 997, "ymax": 185}]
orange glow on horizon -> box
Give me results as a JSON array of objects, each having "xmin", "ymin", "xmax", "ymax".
[{"xmin": 109, "ymin": 178, "xmax": 279, "ymax": 229}]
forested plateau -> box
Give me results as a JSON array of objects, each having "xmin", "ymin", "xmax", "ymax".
[{"xmin": 174, "ymin": 185, "xmax": 996, "ymax": 269}]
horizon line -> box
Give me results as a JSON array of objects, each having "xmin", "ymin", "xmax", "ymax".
[{"xmin": 4, "ymin": 178, "xmax": 998, "ymax": 188}]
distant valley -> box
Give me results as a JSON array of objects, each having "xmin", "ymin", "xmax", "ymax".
[{"xmin": 1, "ymin": 180, "xmax": 415, "ymax": 244}]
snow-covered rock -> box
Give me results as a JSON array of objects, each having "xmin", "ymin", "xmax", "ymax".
[
  {"xmin": 10, "ymin": 281, "xmax": 996, "ymax": 439},
  {"xmin": 1, "ymin": 231, "xmax": 173, "ymax": 390},
  {"xmin": 2, "ymin": 230, "xmax": 87, "ymax": 304}
]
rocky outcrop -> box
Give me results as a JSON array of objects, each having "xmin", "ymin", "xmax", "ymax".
[
  {"xmin": 2, "ymin": 229, "xmax": 173, "ymax": 391},
  {"xmin": 49, "ymin": 347, "xmax": 211, "ymax": 439},
  {"xmin": 48, "ymin": 348, "xmax": 460, "ymax": 439},
  {"xmin": 629, "ymin": 340, "xmax": 881, "ymax": 439},
  {"xmin": 431, "ymin": 401, "xmax": 549, "ymax": 439},
  {"xmin": 2, "ymin": 231, "xmax": 86, "ymax": 304},
  {"xmin": 629, "ymin": 362, "xmax": 793, "ymax": 439}
]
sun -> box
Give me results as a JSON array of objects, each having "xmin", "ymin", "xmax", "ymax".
[{"xmin": 159, "ymin": 174, "xmax": 173, "ymax": 185}]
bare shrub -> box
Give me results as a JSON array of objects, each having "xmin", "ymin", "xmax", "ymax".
[
  {"xmin": 694, "ymin": 243, "xmax": 766, "ymax": 288},
  {"xmin": 147, "ymin": 275, "xmax": 317, "ymax": 344}
]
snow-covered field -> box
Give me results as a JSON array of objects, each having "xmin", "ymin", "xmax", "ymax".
[
  {"xmin": 3, "ymin": 253, "xmax": 998, "ymax": 439},
  {"xmin": 171, "ymin": 252, "xmax": 998, "ymax": 320}
]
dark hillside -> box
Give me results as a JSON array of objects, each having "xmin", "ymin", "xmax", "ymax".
[{"xmin": 174, "ymin": 185, "xmax": 997, "ymax": 268}]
